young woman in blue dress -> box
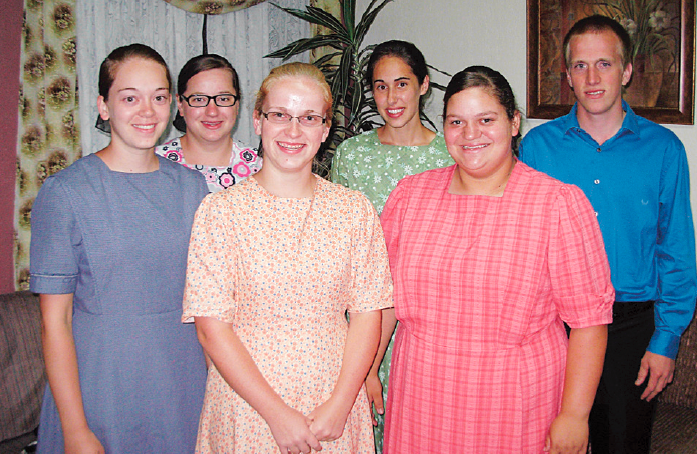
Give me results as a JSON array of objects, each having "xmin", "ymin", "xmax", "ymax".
[{"xmin": 30, "ymin": 44, "xmax": 208, "ymax": 454}]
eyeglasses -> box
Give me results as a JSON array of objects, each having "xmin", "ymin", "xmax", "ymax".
[
  {"xmin": 180, "ymin": 93, "xmax": 239, "ymax": 108},
  {"xmin": 261, "ymin": 111, "xmax": 326, "ymax": 127}
]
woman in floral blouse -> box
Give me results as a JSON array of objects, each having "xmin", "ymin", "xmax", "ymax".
[
  {"xmin": 156, "ymin": 54, "xmax": 261, "ymax": 193},
  {"xmin": 331, "ymin": 40, "xmax": 453, "ymax": 453}
]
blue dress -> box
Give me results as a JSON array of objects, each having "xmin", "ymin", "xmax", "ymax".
[{"xmin": 30, "ymin": 154, "xmax": 208, "ymax": 453}]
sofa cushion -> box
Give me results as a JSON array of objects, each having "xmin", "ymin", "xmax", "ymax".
[{"xmin": 0, "ymin": 291, "xmax": 45, "ymax": 442}]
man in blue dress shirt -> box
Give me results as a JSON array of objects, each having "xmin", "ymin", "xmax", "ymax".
[{"xmin": 520, "ymin": 15, "xmax": 697, "ymax": 454}]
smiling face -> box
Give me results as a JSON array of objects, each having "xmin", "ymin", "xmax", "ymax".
[
  {"xmin": 177, "ymin": 67, "xmax": 239, "ymax": 145},
  {"xmin": 97, "ymin": 57, "xmax": 171, "ymax": 153},
  {"xmin": 253, "ymin": 76, "xmax": 330, "ymax": 175},
  {"xmin": 443, "ymin": 86, "xmax": 519, "ymax": 181},
  {"xmin": 372, "ymin": 56, "xmax": 428, "ymax": 131},
  {"xmin": 566, "ymin": 30, "xmax": 632, "ymax": 122}
]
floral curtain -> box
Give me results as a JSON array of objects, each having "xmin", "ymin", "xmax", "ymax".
[{"xmin": 15, "ymin": 0, "xmax": 79, "ymax": 290}]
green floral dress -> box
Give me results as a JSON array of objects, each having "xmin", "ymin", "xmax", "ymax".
[{"xmin": 331, "ymin": 129, "xmax": 454, "ymax": 453}]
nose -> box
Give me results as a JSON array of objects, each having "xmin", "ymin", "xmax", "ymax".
[
  {"xmin": 140, "ymin": 99, "xmax": 155, "ymax": 117},
  {"xmin": 286, "ymin": 116, "xmax": 302, "ymax": 137},
  {"xmin": 204, "ymin": 100, "xmax": 219, "ymax": 115},
  {"xmin": 387, "ymin": 87, "xmax": 397, "ymax": 105},
  {"xmin": 463, "ymin": 121, "xmax": 479, "ymax": 140},
  {"xmin": 586, "ymin": 66, "xmax": 600, "ymax": 85}
]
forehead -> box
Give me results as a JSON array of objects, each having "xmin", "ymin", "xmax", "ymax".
[
  {"xmin": 446, "ymin": 86, "xmax": 503, "ymax": 114},
  {"xmin": 185, "ymin": 68, "xmax": 235, "ymax": 92},
  {"xmin": 568, "ymin": 30, "xmax": 623, "ymax": 62},
  {"xmin": 373, "ymin": 56, "xmax": 416, "ymax": 80},
  {"xmin": 111, "ymin": 57, "xmax": 168, "ymax": 90},
  {"xmin": 265, "ymin": 76, "xmax": 328, "ymax": 110}
]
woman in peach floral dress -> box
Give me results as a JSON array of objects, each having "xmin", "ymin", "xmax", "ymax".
[{"xmin": 183, "ymin": 62, "xmax": 392, "ymax": 454}]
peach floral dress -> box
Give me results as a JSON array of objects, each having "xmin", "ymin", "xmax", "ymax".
[{"xmin": 183, "ymin": 175, "xmax": 393, "ymax": 453}]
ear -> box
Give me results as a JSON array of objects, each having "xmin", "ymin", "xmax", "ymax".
[
  {"xmin": 420, "ymin": 75, "xmax": 430, "ymax": 96},
  {"xmin": 97, "ymin": 95, "xmax": 109, "ymax": 121},
  {"xmin": 176, "ymin": 95, "xmax": 184, "ymax": 116},
  {"xmin": 253, "ymin": 111, "xmax": 262, "ymax": 136},
  {"xmin": 321, "ymin": 122, "xmax": 330, "ymax": 143},
  {"xmin": 566, "ymin": 70, "xmax": 573, "ymax": 89},
  {"xmin": 622, "ymin": 63, "xmax": 632, "ymax": 86},
  {"xmin": 511, "ymin": 111, "xmax": 521, "ymax": 137}
]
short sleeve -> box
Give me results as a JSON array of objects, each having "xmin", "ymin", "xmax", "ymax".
[
  {"xmin": 346, "ymin": 193, "xmax": 393, "ymax": 313},
  {"xmin": 548, "ymin": 184, "xmax": 615, "ymax": 328},
  {"xmin": 29, "ymin": 177, "xmax": 80, "ymax": 294},
  {"xmin": 182, "ymin": 194, "xmax": 238, "ymax": 323}
]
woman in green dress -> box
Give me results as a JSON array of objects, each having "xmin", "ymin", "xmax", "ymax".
[{"xmin": 331, "ymin": 40, "xmax": 453, "ymax": 453}]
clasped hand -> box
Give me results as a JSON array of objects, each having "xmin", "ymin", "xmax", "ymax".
[{"xmin": 269, "ymin": 397, "xmax": 351, "ymax": 454}]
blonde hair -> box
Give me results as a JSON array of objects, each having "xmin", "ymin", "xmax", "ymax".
[{"xmin": 254, "ymin": 62, "xmax": 333, "ymax": 127}]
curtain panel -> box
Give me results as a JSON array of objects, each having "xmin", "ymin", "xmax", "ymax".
[{"xmin": 15, "ymin": 0, "xmax": 80, "ymax": 290}]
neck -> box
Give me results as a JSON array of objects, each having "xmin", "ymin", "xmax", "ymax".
[
  {"xmin": 254, "ymin": 166, "xmax": 316, "ymax": 198},
  {"xmin": 96, "ymin": 143, "xmax": 159, "ymax": 173},
  {"xmin": 576, "ymin": 103, "xmax": 626, "ymax": 146},
  {"xmin": 378, "ymin": 121, "xmax": 435, "ymax": 146},
  {"xmin": 179, "ymin": 134, "xmax": 233, "ymax": 166},
  {"xmin": 450, "ymin": 158, "xmax": 515, "ymax": 197}
]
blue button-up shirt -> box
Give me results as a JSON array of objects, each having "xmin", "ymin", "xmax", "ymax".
[{"xmin": 520, "ymin": 101, "xmax": 697, "ymax": 359}]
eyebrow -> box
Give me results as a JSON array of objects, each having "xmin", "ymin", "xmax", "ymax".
[
  {"xmin": 117, "ymin": 87, "xmax": 169, "ymax": 92},
  {"xmin": 373, "ymin": 76, "xmax": 411, "ymax": 84}
]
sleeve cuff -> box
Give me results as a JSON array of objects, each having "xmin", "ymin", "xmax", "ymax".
[
  {"xmin": 29, "ymin": 273, "xmax": 77, "ymax": 294},
  {"xmin": 647, "ymin": 329, "xmax": 681, "ymax": 360}
]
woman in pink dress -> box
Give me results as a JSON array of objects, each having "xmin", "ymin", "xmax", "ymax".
[
  {"xmin": 378, "ymin": 66, "xmax": 614, "ymax": 454},
  {"xmin": 183, "ymin": 62, "xmax": 392, "ymax": 454}
]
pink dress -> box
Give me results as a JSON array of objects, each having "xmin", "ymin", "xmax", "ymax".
[
  {"xmin": 183, "ymin": 175, "xmax": 393, "ymax": 453},
  {"xmin": 380, "ymin": 163, "xmax": 614, "ymax": 454}
]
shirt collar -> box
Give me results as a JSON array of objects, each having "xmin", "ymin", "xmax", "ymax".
[{"xmin": 563, "ymin": 99, "xmax": 640, "ymax": 139}]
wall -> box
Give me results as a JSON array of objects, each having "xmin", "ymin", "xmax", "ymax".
[
  {"xmin": 357, "ymin": 0, "xmax": 697, "ymax": 222},
  {"xmin": 0, "ymin": 0, "xmax": 23, "ymax": 293}
]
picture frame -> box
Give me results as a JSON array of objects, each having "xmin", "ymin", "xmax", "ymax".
[{"xmin": 527, "ymin": 0, "xmax": 695, "ymax": 124}]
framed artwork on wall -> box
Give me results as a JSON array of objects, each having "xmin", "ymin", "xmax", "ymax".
[{"xmin": 527, "ymin": 0, "xmax": 695, "ymax": 124}]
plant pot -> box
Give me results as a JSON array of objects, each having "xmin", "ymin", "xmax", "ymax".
[{"xmin": 624, "ymin": 54, "xmax": 663, "ymax": 108}]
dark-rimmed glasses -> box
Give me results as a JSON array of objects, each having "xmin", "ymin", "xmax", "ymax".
[
  {"xmin": 180, "ymin": 93, "xmax": 239, "ymax": 108},
  {"xmin": 261, "ymin": 111, "xmax": 326, "ymax": 127}
]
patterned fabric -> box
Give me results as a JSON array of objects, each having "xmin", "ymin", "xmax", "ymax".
[
  {"xmin": 380, "ymin": 163, "xmax": 614, "ymax": 454},
  {"xmin": 15, "ymin": 0, "xmax": 80, "ymax": 290},
  {"xmin": 183, "ymin": 175, "xmax": 393, "ymax": 453},
  {"xmin": 29, "ymin": 154, "xmax": 208, "ymax": 453},
  {"xmin": 155, "ymin": 137, "xmax": 262, "ymax": 193},
  {"xmin": 332, "ymin": 130, "xmax": 453, "ymax": 214},
  {"xmin": 331, "ymin": 129, "xmax": 453, "ymax": 453}
]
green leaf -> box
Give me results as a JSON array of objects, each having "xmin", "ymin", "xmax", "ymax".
[
  {"xmin": 264, "ymin": 35, "xmax": 345, "ymax": 60},
  {"xmin": 341, "ymin": 0, "xmax": 356, "ymax": 40},
  {"xmin": 304, "ymin": 6, "xmax": 350, "ymax": 38},
  {"xmin": 355, "ymin": 0, "xmax": 393, "ymax": 46}
]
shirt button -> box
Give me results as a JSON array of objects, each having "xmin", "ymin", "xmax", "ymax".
[
  {"xmin": 595, "ymin": 211, "xmax": 599, "ymax": 216},
  {"xmin": 594, "ymin": 179, "xmax": 600, "ymax": 184},
  {"xmin": 597, "ymin": 147, "xmax": 601, "ymax": 152}
]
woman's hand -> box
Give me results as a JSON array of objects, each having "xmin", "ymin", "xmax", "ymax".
[
  {"xmin": 544, "ymin": 411, "xmax": 589, "ymax": 454},
  {"xmin": 364, "ymin": 372, "xmax": 384, "ymax": 426},
  {"xmin": 308, "ymin": 396, "xmax": 350, "ymax": 442},
  {"xmin": 64, "ymin": 427, "xmax": 105, "ymax": 454},
  {"xmin": 266, "ymin": 406, "xmax": 322, "ymax": 454}
]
